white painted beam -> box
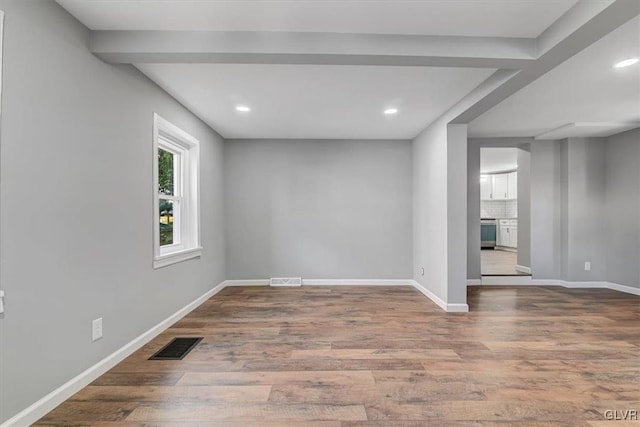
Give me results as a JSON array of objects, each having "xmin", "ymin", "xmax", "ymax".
[
  {"xmin": 450, "ymin": 0, "xmax": 640, "ymax": 124},
  {"xmin": 90, "ymin": 31, "xmax": 536, "ymax": 68}
]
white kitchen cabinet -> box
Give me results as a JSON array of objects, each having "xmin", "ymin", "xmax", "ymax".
[
  {"xmin": 507, "ymin": 171, "xmax": 518, "ymax": 199},
  {"xmin": 510, "ymin": 224, "xmax": 518, "ymax": 248},
  {"xmin": 480, "ymin": 175, "xmax": 493, "ymax": 200},
  {"xmin": 493, "ymin": 174, "xmax": 509, "ymax": 200},
  {"xmin": 497, "ymin": 219, "xmax": 518, "ymax": 248},
  {"xmin": 481, "ymin": 172, "xmax": 518, "ymax": 201}
]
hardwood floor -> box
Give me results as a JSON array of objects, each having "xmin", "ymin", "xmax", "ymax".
[
  {"xmin": 481, "ymin": 249, "xmax": 529, "ymax": 276},
  {"xmin": 36, "ymin": 285, "xmax": 639, "ymax": 426}
]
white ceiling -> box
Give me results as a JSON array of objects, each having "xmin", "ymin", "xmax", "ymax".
[
  {"xmin": 136, "ymin": 64, "xmax": 495, "ymax": 139},
  {"xmin": 469, "ymin": 16, "xmax": 640, "ymax": 139},
  {"xmin": 58, "ymin": 0, "xmax": 578, "ymax": 38},
  {"xmin": 481, "ymin": 148, "xmax": 518, "ymax": 174}
]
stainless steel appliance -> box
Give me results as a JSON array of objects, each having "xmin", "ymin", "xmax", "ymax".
[{"xmin": 481, "ymin": 218, "xmax": 497, "ymax": 249}]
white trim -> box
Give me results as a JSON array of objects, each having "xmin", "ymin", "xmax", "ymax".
[
  {"xmin": 548, "ymin": 280, "xmax": 640, "ymax": 296},
  {"xmin": 0, "ymin": 280, "xmax": 227, "ymax": 427},
  {"xmin": 467, "ymin": 279, "xmax": 482, "ymax": 286},
  {"xmin": 410, "ymin": 280, "xmax": 469, "ymax": 313},
  {"xmin": 445, "ymin": 304, "xmax": 471, "ymax": 313},
  {"xmin": 153, "ymin": 246, "xmax": 202, "ymax": 269},
  {"xmin": 603, "ymin": 282, "xmax": 640, "ymax": 296},
  {"xmin": 152, "ymin": 113, "xmax": 200, "ymax": 269},
  {"xmin": 480, "ymin": 278, "xmax": 640, "ymax": 296},
  {"xmin": 302, "ymin": 279, "xmax": 413, "ymax": 286},
  {"xmin": 515, "ymin": 265, "xmax": 531, "ymax": 274},
  {"xmin": 224, "ymin": 279, "xmax": 270, "ymax": 287}
]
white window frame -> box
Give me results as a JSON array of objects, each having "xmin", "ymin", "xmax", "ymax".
[{"xmin": 152, "ymin": 113, "xmax": 201, "ymax": 268}]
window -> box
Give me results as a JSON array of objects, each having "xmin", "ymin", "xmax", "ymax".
[{"xmin": 153, "ymin": 113, "xmax": 201, "ymax": 268}]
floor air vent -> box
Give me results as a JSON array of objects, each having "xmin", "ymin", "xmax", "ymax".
[
  {"xmin": 270, "ymin": 277, "xmax": 302, "ymax": 287},
  {"xmin": 149, "ymin": 337, "xmax": 203, "ymax": 360}
]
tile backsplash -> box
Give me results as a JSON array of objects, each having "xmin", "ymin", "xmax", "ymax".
[{"xmin": 481, "ymin": 199, "xmax": 517, "ymax": 218}]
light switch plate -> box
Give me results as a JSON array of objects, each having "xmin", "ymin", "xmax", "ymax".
[{"xmin": 584, "ymin": 261, "xmax": 591, "ymax": 271}]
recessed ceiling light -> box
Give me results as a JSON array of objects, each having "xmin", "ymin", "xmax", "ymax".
[
  {"xmin": 235, "ymin": 105, "xmax": 251, "ymax": 112},
  {"xmin": 614, "ymin": 58, "xmax": 639, "ymax": 68},
  {"xmin": 384, "ymin": 108, "xmax": 398, "ymax": 115}
]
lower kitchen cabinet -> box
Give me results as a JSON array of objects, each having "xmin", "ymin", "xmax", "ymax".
[{"xmin": 497, "ymin": 219, "xmax": 518, "ymax": 248}]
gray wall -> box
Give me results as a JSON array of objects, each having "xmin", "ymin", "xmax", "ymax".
[
  {"xmin": 413, "ymin": 120, "xmax": 450, "ymax": 301},
  {"xmin": 530, "ymin": 140, "xmax": 564, "ymax": 279},
  {"xmin": 529, "ymin": 130, "xmax": 639, "ymax": 287},
  {"xmin": 446, "ymin": 124, "xmax": 468, "ymax": 303},
  {"xmin": 0, "ymin": 1, "xmax": 226, "ymax": 422},
  {"xmin": 467, "ymin": 142, "xmax": 481, "ymax": 279},
  {"xmin": 563, "ymin": 137, "xmax": 607, "ymax": 281},
  {"xmin": 605, "ymin": 128, "xmax": 640, "ymax": 289},
  {"xmin": 224, "ymin": 139, "xmax": 413, "ymax": 280},
  {"xmin": 516, "ymin": 146, "xmax": 531, "ymax": 269},
  {"xmin": 413, "ymin": 119, "xmax": 467, "ymax": 305}
]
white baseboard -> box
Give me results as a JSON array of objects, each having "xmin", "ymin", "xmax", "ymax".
[
  {"xmin": 480, "ymin": 277, "xmax": 640, "ymax": 296},
  {"xmin": 467, "ymin": 279, "xmax": 482, "ymax": 286},
  {"xmin": 1, "ymin": 281, "xmax": 227, "ymax": 427},
  {"xmin": 410, "ymin": 280, "xmax": 469, "ymax": 313},
  {"xmin": 302, "ymin": 279, "xmax": 413, "ymax": 286},
  {"xmin": 531, "ymin": 279, "xmax": 640, "ymax": 296},
  {"xmin": 223, "ymin": 279, "xmax": 269, "ymax": 287},
  {"xmin": 603, "ymin": 281, "xmax": 640, "ymax": 296},
  {"xmin": 515, "ymin": 265, "xmax": 531, "ymax": 274}
]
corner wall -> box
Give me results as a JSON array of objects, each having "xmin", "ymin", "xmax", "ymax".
[{"xmin": 0, "ymin": 1, "xmax": 226, "ymax": 422}]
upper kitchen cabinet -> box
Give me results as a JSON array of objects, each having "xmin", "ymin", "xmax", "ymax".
[
  {"xmin": 480, "ymin": 175, "xmax": 493, "ymax": 200},
  {"xmin": 507, "ymin": 171, "xmax": 517, "ymax": 199},
  {"xmin": 480, "ymin": 172, "xmax": 518, "ymax": 200},
  {"xmin": 493, "ymin": 174, "xmax": 509, "ymax": 200}
]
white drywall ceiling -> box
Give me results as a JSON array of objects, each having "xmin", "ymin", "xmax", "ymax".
[
  {"xmin": 481, "ymin": 148, "xmax": 518, "ymax": 174},
  {"xmin": 57, "ymin": 0, "xmax": 578, "ymax": 38},
  {"xmin": 469, "ymin": 16, "xmax": 640, "ymax": 138},
  {"xmin": 136, "ymin": 63, "xmax": 495, "ymax": 139}
]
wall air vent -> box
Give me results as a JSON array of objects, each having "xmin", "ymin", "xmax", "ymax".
[{"xmin": 270, "ymin": 277, "xmax": 302, "ymax": 287}]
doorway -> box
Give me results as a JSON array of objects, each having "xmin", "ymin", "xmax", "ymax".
[{"xmin": 479, "ymin": 148, "xmax": 528, "ymax": 276}]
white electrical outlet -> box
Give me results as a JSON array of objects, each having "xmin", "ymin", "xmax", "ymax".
[
  {"xmin": 584, "ymin": 261, "xmax": 591, "ymax": 271},
  {"xmin": 92, "ymin": 318, "xmax": 103, "ymax": 341}
]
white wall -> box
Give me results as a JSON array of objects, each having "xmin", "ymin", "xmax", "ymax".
[
  {"xmin": 224, "ymin": 139, "xmax": 413, "ymax": 280},
  {"xmin": 605, "ymin": 128, "xmax": 640, "ymax": 289},
  {"xmin": 0, "ymin": 1, "xmax": 226, "ymax": 422}
]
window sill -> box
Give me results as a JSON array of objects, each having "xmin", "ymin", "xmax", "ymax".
[{"xmin": 153, "ymin": 247, "xmax": 202, "ymax": 269}]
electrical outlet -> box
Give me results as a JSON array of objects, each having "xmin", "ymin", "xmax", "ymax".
[
  {"xmin": 421, "ymin": 267, "xmax": 425, "ymax": 276},
  {"xmin": 584, "ymin": 261, "xmax": 591, "ymax": 271},
  {"xmin": 92, "ymin": 318, "xmax": 103, "ymax": 341}
]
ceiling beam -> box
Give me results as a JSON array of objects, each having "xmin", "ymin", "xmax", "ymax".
[
  {"xmin": 450, "ymin": 0, "xmax": 640, "ymax": 124},
  {"xmin": 89, "ymin": 31, "xmax": 536, "ymax": 69}
]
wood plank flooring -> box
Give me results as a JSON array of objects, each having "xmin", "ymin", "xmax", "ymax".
[
  {"xmin": 481, "ymin": 249, "xmax": 529, "ymax": 276},
  {"xmin": 36, "ymin": 285, "xmax": 640, "ymax": 426}
]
